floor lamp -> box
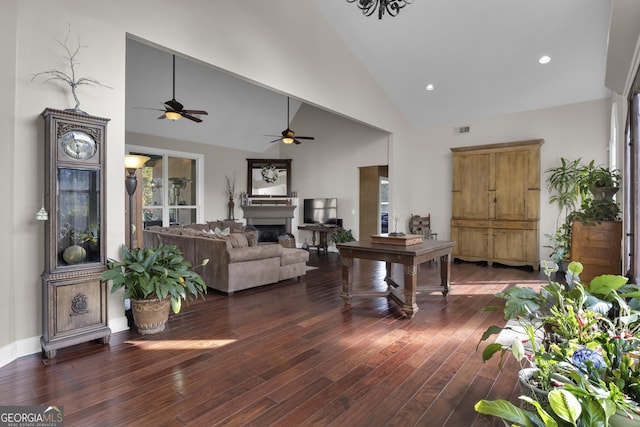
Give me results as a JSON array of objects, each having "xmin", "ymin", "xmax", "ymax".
[{"xmin": 124, "ymin": 155, "xmax": 150, "ymax": 249}]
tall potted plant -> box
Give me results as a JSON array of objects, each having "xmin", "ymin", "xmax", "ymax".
[
  {"xmin": 545, "ymin": 158, "xmax": 621, "ymax": 273},
  {"xmin": 101, "ymin": 241, "xmax": 208, "ymax": 335}
]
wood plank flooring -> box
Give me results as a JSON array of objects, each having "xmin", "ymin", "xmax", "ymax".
[{"xmin": 0, "ymin": 252, "xmax": 546, "ymax": 426}]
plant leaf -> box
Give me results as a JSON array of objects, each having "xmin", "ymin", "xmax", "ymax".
[
  {"xmin": 548, "ymin": 389, "xmax": 581, "ymax": 425},
  {"xmin": 474, "ymin": 399, "xmax": 538, "ymax": 427}
]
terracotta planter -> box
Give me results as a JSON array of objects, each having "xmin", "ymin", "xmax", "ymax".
[{"xmin": 131, "ymin": 298, "xmax": 170, "ymax": 335}]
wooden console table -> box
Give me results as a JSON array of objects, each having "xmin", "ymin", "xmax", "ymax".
[
  {"xmin": 336, "ymin": 239, "xmax": 456, "ymax": 318},
  {"xmin": 298, "ymin": 225, "xmax": 342, "ymax": 253}
]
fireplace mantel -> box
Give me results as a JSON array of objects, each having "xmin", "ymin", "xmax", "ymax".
[{"xmin": 241, "ymin": 205, "xmax": 296, "ymax": 220}]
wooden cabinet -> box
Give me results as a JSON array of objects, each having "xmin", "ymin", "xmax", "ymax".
[
  {"xmin": 571, "ymin": 220, "xmax": 622, "ymax": 281},
  {"xmin": 450, "ymin": 140, "xmax": 543, "ymax": 270}
]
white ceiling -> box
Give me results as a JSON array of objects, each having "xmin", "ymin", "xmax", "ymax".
[{"xmin": 126, "ymin": 0, "xmax": 612, "ymax": 151}]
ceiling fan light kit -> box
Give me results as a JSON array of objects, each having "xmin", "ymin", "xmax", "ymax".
[
  {"xmin": 165, "ymin": 111, "xmax": 181, "ymax": 121},
  {"xmin": 265, "ymin": 97, "xmax": 315, "ymax": 145},
  {"xmin": 137, "ymin": 54, "xmax": 208, "ymax": 123}
]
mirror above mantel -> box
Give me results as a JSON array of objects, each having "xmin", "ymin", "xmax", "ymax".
[{"xmin": 247, "ymin": 158, "xmax": 291, "ymax": 197}]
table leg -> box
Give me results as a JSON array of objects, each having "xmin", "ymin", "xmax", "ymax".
[
  {"xmin": 340, "ymin": 256, "xmax": 354, "ymax": 305},
  {"xmin": 384, "ymin": 262, "xmax": 392, "ymax": 284},
  {"xmin": 402, "ymin": 264, "xmax": 419, "ymax": 318},
  {"xmin": 319, "ymin": 232, "xmax": 328, "ymax": 252},
  {"xmin": 440, "ymin": 253, "xmax": 451, "ymax": 296}
]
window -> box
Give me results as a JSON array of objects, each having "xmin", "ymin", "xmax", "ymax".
[{"xmin": 127, "ymin": 145, "xmax": 204, "ymax": 227}]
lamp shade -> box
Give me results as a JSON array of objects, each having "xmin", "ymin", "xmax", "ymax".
[
  {"xmin": 165, "ymin": 111, "xmax": 182, "ymax": 121},
  {"xmin": 282, "ymin": 137, "xmax": 294, "ymax": 144},
  {"xmin": 124, "ymin": 155, "xmax": 150, "ymax": 170}
]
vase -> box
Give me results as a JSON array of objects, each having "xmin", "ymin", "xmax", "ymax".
[
  {"xmin": 62, "ymin": 244, "xmax": 86, "ymax": 264},
  {"xmin": 610, "ymin": 408, "xmax": 640, "ymax": 427},
  {"xmin": 228, "ymin": 199, "xmax": 235, "ymax": 220},
  {"xmin": 130, "ymin": 298, "xmax": 171, "ymax": 335}
]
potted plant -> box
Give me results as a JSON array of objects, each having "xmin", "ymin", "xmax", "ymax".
[
  {"xmin": 476, "ymin": 261, "xmax": 640, "ymax": 425},
  {"xmin": 545, "ymin": 158, "xmax": 622, "ymax": 274},
  {"xmin": 581, "ymin": 161, "xmax": 621, "ymax": 200},
  {"xmin": 329, "ymin": 228, "xmax": 355, "ymax": 244},
  {"xmin": 100, "ymin": 241, "xmax": 208, "ymax": 335},
  {"xmin": 545, "ymin": 158, "xmax": 587, "ymax": 269}
]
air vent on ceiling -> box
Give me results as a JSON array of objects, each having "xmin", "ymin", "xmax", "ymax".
[{"xmin": 456, "ymin": 126, "xmax": 470, "ymax": 134}]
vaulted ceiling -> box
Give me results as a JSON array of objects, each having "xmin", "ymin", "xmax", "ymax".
[{"xmin": 125, "ymin": 0, "xmax": 612, "ymax": 152}]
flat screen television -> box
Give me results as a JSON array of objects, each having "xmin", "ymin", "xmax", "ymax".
[{"xmin": 303, "ymin": 198, "xmax": 338, "ymax": 225}]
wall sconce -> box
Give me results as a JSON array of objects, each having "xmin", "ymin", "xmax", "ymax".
[{"xmin": 124, "ymin": 155, "xmax": 150, "ymax": 249}]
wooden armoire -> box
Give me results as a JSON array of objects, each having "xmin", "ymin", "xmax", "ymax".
[{"xmin": 450, "ymin": 140, "xmax": 543, "ymax": 270}]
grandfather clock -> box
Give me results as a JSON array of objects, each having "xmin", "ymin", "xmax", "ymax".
[{"xmin": 40, "ymin": 108, "xmax": 111, "ymax": 359}]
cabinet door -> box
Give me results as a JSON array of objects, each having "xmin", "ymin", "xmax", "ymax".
[
  {"xmin": 494, "ymin": 147, "xmax": 540, "ymax": 221},
  {"xmin": 495, "ymin": 150, "xmax": 528, "ymax": 220},
  {"xmin": 451, "ymin": 226, "xmax": 488, "ymax": 259},
  {"xmin": 453, "ymin": 153, "xmax": 491, "ymax": 220}
]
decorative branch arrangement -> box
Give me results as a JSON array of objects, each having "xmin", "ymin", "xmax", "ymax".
[
  {"xmin": 225, "ymin": 175, "xmax": 237, "ymax": 200},
  {"xmin": 31, "ymin": 25, "xmax": 112, "ymax": 113}
]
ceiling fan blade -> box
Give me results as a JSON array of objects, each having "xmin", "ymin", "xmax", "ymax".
[
  {"xmin": 181, "ymin": 113, "xmax": 203, "ymax": 123},
  {"xmin": 294, "ymin": 139, "xmax": 301, "ymax": 145},
  {"xmin": 158, "ymin": 114, "xmax": 166, "ymax": 120},
  {"xmin": 269, "ymin": 138, "xmax": 281, "ymax": 143},
  {"xmin": 181, "ymin": 109, "xmax": 208, "ymax": 115},
  {"xmin": 295, "ymin": 136, "xmax": 315, "ymax": 140}
]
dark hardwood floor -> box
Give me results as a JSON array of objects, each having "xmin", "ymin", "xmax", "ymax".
[{"xmin": 0, "ymin": 252, "xmax": 546, "ymax": 426}]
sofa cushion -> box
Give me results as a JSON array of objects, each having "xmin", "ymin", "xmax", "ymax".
[
  {"xmin": 280, "ymin": 248, "xmax": 310, "ymax": 266},
  {"xmin": 227, "ymin": 244, "xmax": 283, "ymax": 263}
]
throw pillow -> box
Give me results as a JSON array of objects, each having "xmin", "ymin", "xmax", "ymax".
[
  {"xmin": 244, "ymin": 230, "xmax": 258, "ymax": 247},
  {"xmin": 213, "ymin": 227, "xmax": 230, "ymax": 236},
  {"xmin": 227, "ymin": 233, "xmax": 249, "ymax": 248}
]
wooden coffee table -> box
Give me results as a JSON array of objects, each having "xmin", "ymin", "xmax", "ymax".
[{"xmin": 336, "ymin": 239, "xmax": 456, "ymax": 318}]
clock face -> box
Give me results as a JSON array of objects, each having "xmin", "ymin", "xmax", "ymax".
[{"xmin": 60, "ymin": 131, "xmax": 97, "ymax": 160}]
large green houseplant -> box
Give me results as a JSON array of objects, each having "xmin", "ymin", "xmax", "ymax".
[
  {"xmin": 545, "ymin": 158, "xmax": 621, "ymax": 267},
  {"xmin": 101, "ymin": 241, "xmax": 208, "ymax": 334},
  {"xmin": 476, "ymin": 261, "xmax": 640, "ymax": 426}
]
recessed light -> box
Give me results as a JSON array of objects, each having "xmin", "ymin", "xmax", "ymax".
[
  {"xmin": 538, "ymin": 55, "xmax": 551, "ymax": 64},
  {"xmin": 425, "ymin": 84, "xmax": 434, "ymax": 91}
]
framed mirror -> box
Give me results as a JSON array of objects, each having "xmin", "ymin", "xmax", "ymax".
[{"xmin": 247, "ymin": 158, "xmax": 291, "ymax": 197}]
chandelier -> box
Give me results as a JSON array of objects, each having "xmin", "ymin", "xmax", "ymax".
[{"xmin": 346, "ymin": 0, "xmax": 413, "ymax": 19}]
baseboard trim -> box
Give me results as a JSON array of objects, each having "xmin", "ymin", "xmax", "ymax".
[
  {"xmin": 0, "ymin": 317, "xmax": 129, "ymax": 368},
  {"xmin": 0, "ymin": 335, "xmax": 40, "ymax": 369}
]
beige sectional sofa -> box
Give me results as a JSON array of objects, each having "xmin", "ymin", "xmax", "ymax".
[{"xmin": 143, "ymin": 221, "xmax": 309, "ymax": 295}]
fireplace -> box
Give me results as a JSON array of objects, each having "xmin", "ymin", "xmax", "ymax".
[
  {"xmin": 241, "ymin": 204, "xmax": 297, "ymax": 243},
  {"xmin": 253, "ymin": 224, "xmax": 286, "ymax": 243}
]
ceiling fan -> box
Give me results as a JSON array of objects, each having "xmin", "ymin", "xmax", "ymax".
[
  {"xmin": 138, "ymin": 55, "xmax": 208, "ymax": 123},
  {"xmin": 266, "ymin": 97, "xmax": 315, "ymax": 144}
]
